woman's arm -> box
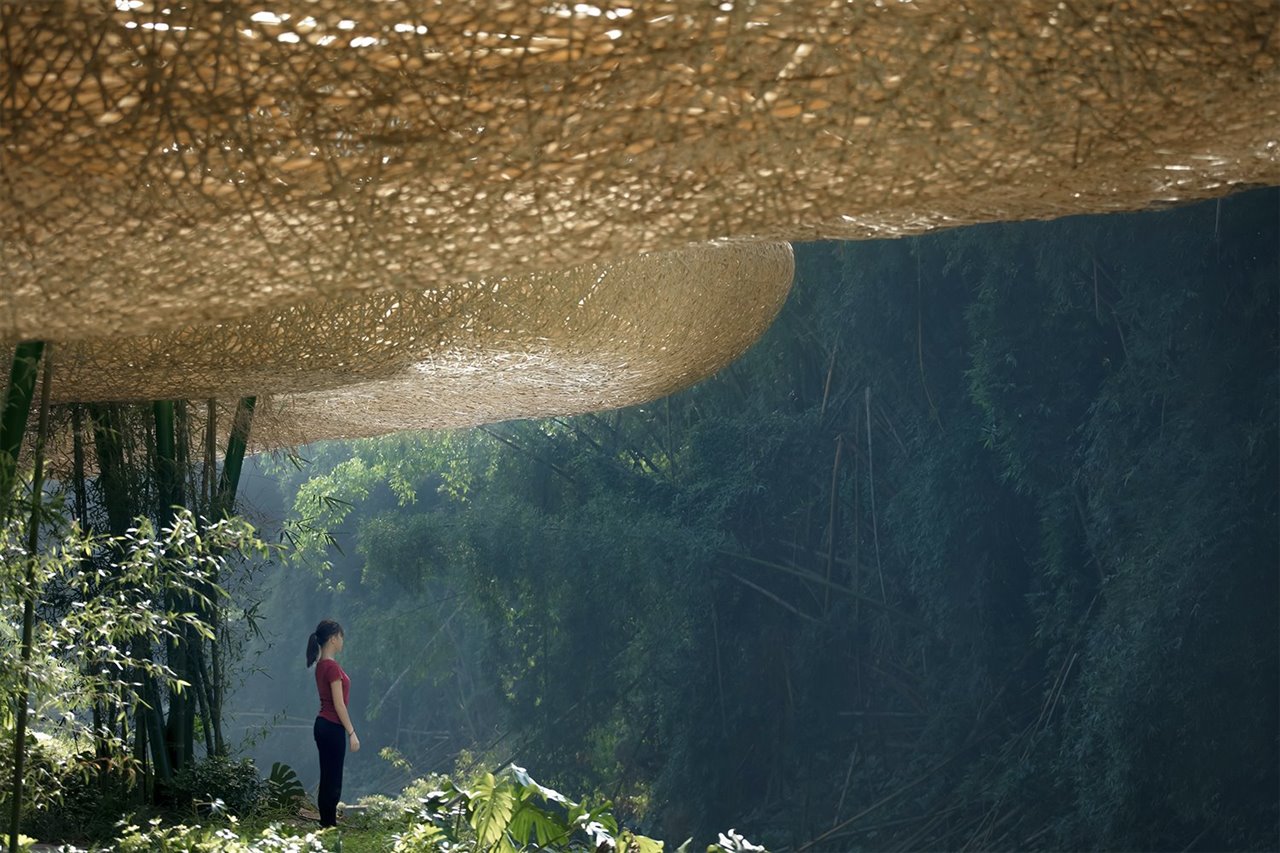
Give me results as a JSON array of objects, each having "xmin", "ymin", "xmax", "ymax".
[{"xmin": 330, "ymin": 680, "xmax": 361, "ymax": 753}]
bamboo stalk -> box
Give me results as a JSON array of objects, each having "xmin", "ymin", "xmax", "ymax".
[
  {"xmin": 215, "ymin": 397, "xmax": 256, "ymax": 517},
  {"xmin": 210, "ymin": 635, "xmax": 225, "ymax": 756},
  {"xmin": 865, "ymin": 387, "xmax": 887, "ymax": 604},
  {"xmin": 191, "ymin": 650, "xmax": 215, "ymax": 758},
  {"xmin": 71, "ymin": 407, "xmax": 111, "ymax": 769},
  {"xmin": 711, "ymin": 600, "xmax": 728, "ymax": 737},
  {"xmin": 0, "ymin": 342, "xmax": 44, "ymax": 525},
  {"xmin": 133, "ymin": 698, "xmax": 148, "ymax": 804},
  {"xmin": 796, "ymin": 749, "xmax": 962, "ymax": 853},
  {"xmin": 824, "ymin": 434, "xmax": 843, "ymax": 614},
  {"xmin": 721, "ymin": 569, "xmax": 820, "ymax": 624},
  {"xmin": 202, "ymin": 401, "xmax": 216, "ymax": 517},
  {"xmin": 144, "ymin": 676, "xmax": 172, "ymax": 782},
  {"xmin": 477, "ymin": 424, "xmax": 576, "ymax": 485},
  {"xmin": 915, "ymin": 247, "xmax": 941, "ymax": 426},
  {"xmin": 195, "ymin": 646, "xmax": 220, "ymax": 756},
  {"xmin": 8, "ymin": 346, "xmax": 51, "ymax": 853},
  {"xmin": 70, "ymin": 407, "xmax": 89, "ymax": 527},
  {"xmin": 819, "ymin": 337, "xmax": 839, "ymax": 418},
  {"xmin": 154, "ymin": 401, "xmax": 190, "ymax": 774},
  {"xmin": 833, "ymin": 746, "xmax": 857, "ymax": 828},
  {"xmin": 715, "ymin": 549, "xmax": 926, "ymax": 630},
  {"xmin": 89, "ymin": 405, "xmax": 131, "ymax": 536},
  {"xmin": 852, "ymin": 408, "xmax": 860, "ymax": 628},
  {"xmin": 174, "ymin": 402, "xmax": 190, "ymax": 509},
  {"xmin": 153, "ymin": 402, "xmax": 178, "ymax": 522},
  {"xmin": 207, "ymin": 396, "xmax": 255, "ymax": 755}
]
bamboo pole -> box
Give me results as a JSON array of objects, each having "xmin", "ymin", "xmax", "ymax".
[
  {"xmin": 193, "ymin": 650, "xmax": 215, "ymax": 757},
  {"xmin": 153, "ymin": 401, "xmax": 190, "ymax": 774},
  {"xmin": 72, "ymin": 406, "xmax": 111, "ymax": 773},
  {"xmin": 215, "ymin": 397, "xmax": 255, "ymax": 518},
  {"xmin": 865, "ymin": 387, "xmax": 887, "ymax": 604},
  {"xmin": 174, "ymin": 402, "xmax": 190, "ymax": 510},
  {"xmin": 153, "ymin": 402, "xmax": 179, "ymax": 522},
  {"xmin": 202, "ymin": 401, "xmax": 216, "ymax": 517},
  {"xmin": 8, "ymin": 346, "xmax": 51, "ymax": 853},
  {"xmin": 89, "ymin": 405, "xmax": 131, "ymax": 536},
  {"xmin": 144, "ymin": 678, "xmax": 172, "ymax": 783},
  {"xmin": 206, "ymin": 396, "xmax": 255, "ymax": 756},
  {"xmin": 716, "ymin": 550, "xmax": 926, "ymax": 630},
  {"xmin": 824, "ymin": 435, "xmax": 843, "ymax": 614},
  {"xmin": 0, "ymin": 343, "xmax": 44, "ymax": 525},
  {"xmin": 175, "ymin": 397, "xmax": 198, "ymax": 770}
]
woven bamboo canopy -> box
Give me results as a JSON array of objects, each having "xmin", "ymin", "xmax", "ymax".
[
  {"xmin": 48, "ymin": 242, "xmax": 794, "ymax": 441},
  {"xmin": 2, "ymin": 1, "xmax": 1278, "ymax": 439}
]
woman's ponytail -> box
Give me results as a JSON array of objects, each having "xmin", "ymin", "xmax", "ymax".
[{"xmin": 306, "ymin": 619, "xmax": 343, "ymax": 668}]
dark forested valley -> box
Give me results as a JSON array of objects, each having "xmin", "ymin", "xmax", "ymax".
[{"xmin": 231, "ymin": 189, "xmax": 1278, "ymax": 851}]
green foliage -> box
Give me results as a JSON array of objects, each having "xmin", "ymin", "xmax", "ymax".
[
  {"xmin": 102, "ymin": 764, "xmax": 743, "ymax": 852},
  {"xmin": 270, "ymin": 432, "xmax": 483, "ymax": 577},
  {"xmin": 395, "ymin": 764, "xmax": 667, "ymax": 853},
  {"xmin": 22, "ymin": 760, "xmax": 134, "ymax": 842},
  {"xmin": 264, "ymin": 762, "xmax": 307, "ymax": 813},
  {"xmin": 266, "ymin": 191, "xmax": 1277, "ymax": 850},
  {"xmin": 707, "ymin": 829, "xmax": 766, "ymax": 853},
  {"xmin": 116, "ymin": 817, "xmax": 332, "ymax": 852},
  {"xmin": 0, "ymin": 509, "xmax": 266, "ymax": 818},
  {"xmin": 173, "ymin": 756, "xmax": 263, "ymax": 817},
  {"xmin": 468, "ymin": 772, "xmax": 515, "ymax": 848}
]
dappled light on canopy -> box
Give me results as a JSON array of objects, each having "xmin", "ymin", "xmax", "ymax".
[
  {"xmin": 46, "ymin": 242, "xmax": 794, "ymax": 441},
  {"xmin": 1, "ymin": 0, "xmax": 1277, "ymax": 438}
]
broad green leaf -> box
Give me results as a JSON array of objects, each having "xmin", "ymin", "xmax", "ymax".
[
  {"xmin": 621, "ymin": 830, "xmax": 665, "ymax": 853},
  {"xmin": 470, "ymin": 772, "xmax": 517, "ymax": 848},
  {"xmin": 508, "ymin": 802, "xmax": 570, "ymax": 847}
]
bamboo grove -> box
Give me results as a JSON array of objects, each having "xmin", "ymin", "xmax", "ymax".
[
  {"xmin": 258, "ymin": 189, "xmax": 1279, "ymax": 851},
  {"xmin": 0, "ymin": 369, "xmax": 265, "ymax": 848},
  {"xmin": 87, "ymin": 399, "xmax": 258, "ymax": 778}
]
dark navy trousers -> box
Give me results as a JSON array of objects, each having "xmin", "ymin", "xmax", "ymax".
[{"xmin": 313, "ymin": 716, "xmax": 346, "ymax": 827}]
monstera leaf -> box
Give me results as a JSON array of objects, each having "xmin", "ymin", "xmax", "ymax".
[
  {"xmin": 469, "ymin": 772, "xmax": 517, "ymax": 849},
  {"xmin": 265, "ymin": 762, "xmax": 307, "ymax": 811}
]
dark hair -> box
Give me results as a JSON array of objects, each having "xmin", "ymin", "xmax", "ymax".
[{"xmin": 306, "ymin": 619, "xmax": 343, "ymax": 668}]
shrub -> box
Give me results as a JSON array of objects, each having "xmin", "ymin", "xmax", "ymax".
[
  {"xmin": 173, "ymin": 756, "xmax": 262, "ymax": 818},
  {"xmin": 23, "ymin": 765, "xmax": 134, "ymax": 844},
  {"xmin": 0, "ymin": 734, "xmax": 66, "ymax": 821}
]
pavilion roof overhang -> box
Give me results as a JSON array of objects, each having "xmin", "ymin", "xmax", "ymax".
[{"xmin": 1, "ymin": 1, "xmax": 1276, "ymax": 437}]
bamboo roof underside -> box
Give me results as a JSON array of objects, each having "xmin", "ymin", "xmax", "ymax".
[{"xmin": 1, "ymin": 0, "xmax": 1277, "ymax": 438}]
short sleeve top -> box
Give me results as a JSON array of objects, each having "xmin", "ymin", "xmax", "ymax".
[{"xmin": 315, "ymin": 658, "xmax": 351, "ymax": 726}]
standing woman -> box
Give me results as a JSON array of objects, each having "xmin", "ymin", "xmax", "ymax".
[{"xmin": 306, "ymin": 619, "xmax": 360, "ymax": 828}]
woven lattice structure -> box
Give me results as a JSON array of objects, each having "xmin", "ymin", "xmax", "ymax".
[
  {"xmin": 2, "ymin": 1, "xmax": 1278, "ymax": 436},
  {"xmin": 49, "ymin": 242, "xmax": 793, "ymax": 440}
]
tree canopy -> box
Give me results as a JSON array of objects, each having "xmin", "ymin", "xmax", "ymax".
[{"xmin": 257, "ymin": 189, "xmax": 1278, "ymax": 850}]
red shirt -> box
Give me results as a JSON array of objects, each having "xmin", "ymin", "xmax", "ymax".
[{"xmin": 315, "ymin": 658, "xmax": 350, "ymax": 725}]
